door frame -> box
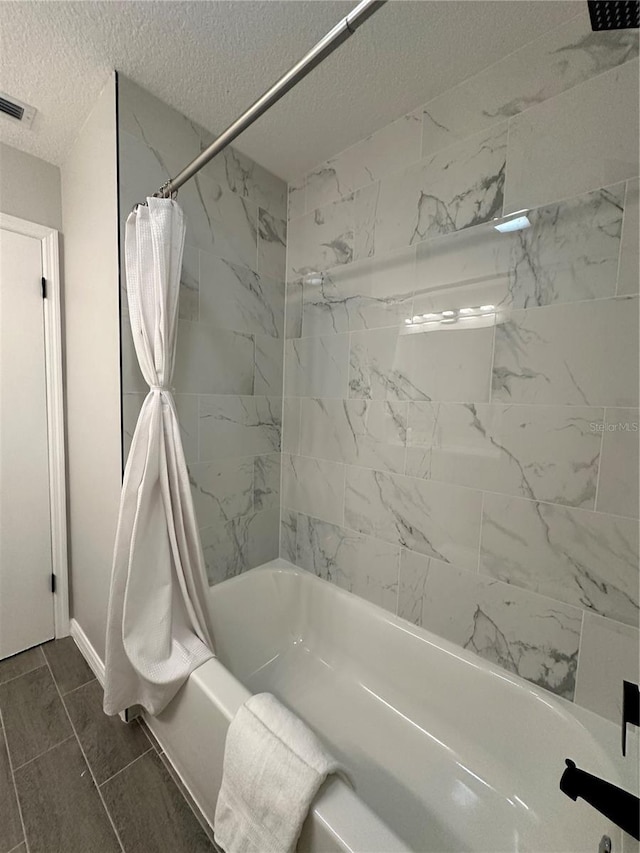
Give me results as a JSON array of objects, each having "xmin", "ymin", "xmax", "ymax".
[{"xmin": 0, "ymin": 212, "xmax": 69, "ymax": 639}]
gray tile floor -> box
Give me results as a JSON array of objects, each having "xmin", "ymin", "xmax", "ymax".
[{"xmin": 0, "ymin": 638, "xmax": 217, "ymax": 853}]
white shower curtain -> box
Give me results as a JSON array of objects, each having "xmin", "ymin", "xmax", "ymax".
[{"xmin": 103, "ymin": 197, "xmax": 214, "ymax": 717}]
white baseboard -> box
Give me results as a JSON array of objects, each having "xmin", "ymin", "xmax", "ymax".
[{"xmin": 69, "ymin": 618, "xmax": 105, "ymax": 686}]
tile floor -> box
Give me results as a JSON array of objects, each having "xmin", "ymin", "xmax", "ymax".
[{"xmin": 0, "ymin": 637, "xmax": 217, "ymax": 853}]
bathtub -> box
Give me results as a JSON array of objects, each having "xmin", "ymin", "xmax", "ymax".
[{"xmin": 146, "ymin": 559, "xmax": 639, "ymax": 853}]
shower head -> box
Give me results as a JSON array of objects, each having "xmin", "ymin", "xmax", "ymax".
[
  {"xmin": 588, "ymin": 0, "xmax": 639, "ymax": 30},
  {"xmin": 302, "ymin": 272, "xmax": 326, "ymax": 287}
]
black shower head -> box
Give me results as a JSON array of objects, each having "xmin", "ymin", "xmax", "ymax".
[{"xmin": 588, "ymin": 1, "xmax": 639, "ymax": 30}]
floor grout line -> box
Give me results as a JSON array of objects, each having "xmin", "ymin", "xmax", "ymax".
[
  {"xmin": 98, "ymin": 746, "xmax": 153, "ymax": 788},
  {"xmin": 0, "ymin": 663, "xmax": 48, "ymax": 689},
  {"xmin": 59, "ymin": 676, "xmax": 98, "ymax": 698},
  {"xmin": 11, "ymin": 734, "xmax": 76, "ymax": 773},
  {"xmin": 43, "ymin": 655, "xmax": 127, "ymax": 853},
  {"xmin": 1, "ymin": 708, "xmax": 31, "ymax": 853}
]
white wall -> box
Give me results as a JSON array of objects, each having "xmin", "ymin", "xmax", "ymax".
[
  {"xmin": 61, "ymin": 73, "xmax": 120, "ymax": 661},
  {"xmin": 0, "ymin": 142, "xmax": 62, "ymax": 230}
]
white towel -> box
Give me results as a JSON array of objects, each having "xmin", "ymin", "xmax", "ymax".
[{"xmin": 214, "ymin": 693, "xmax": 343, "ymax": 853}]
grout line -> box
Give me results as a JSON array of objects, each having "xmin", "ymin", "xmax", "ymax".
[
  {"xmin": 98, "ymin": 747, "xmax": 153, "ymax": 788},
  {"xmin": 11, "ymin": 735, "xmax": 76, "ymax": 773},
  {"xmin": 1, "ymin": 708, "xmax": 30, "ymax": 853},
  {"xmin": 573, "ymin": 609, "xmax": 587, "ymax": 703},
  {"xmin": 43, "ymin": 656, "xmax": 127, "ymax": 853},
  {"xmin": 60, "ymin": 676, "xmax": 98, "ymax": 697},
  {"xmin": 0, "ymin": 663, "xmax": 48, "ymax": 689},
  {"xmin": 593, "ymin": 406, "xmax": 607, "ymax": 513},
  {"xmin": 476, "ymin": 491, "xmax": 485, "ymax": 574},
  {"xmin": 614, "ymin": 180, "xmax": 628, "ymax": 297},
  {"xmin": 7, "ymin": 843, "xmax": 27, "ymax": 853}
]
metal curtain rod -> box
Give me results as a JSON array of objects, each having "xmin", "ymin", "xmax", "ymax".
[{"xmin": 153, "ymin": 0, "xmax": 387, "ymax": 199}]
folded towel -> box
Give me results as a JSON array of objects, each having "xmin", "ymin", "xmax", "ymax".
[{"xmin": 214, "ymin": 693, "xmax": 343, "ymax": 853}]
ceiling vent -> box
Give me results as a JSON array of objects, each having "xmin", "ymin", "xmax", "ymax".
[{"xmin": 0, "ymin": 92, "xmax": 36, "ymax": 129}]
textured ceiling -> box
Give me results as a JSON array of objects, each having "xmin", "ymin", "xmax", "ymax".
[{"xmin": 0, "ymin": 0, "xmax": 581, "ymax": 180}]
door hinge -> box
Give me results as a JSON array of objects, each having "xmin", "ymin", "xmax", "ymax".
[
  {"xmin": 41, "ymin": 276, "xmax": 47, "ymax": 299},
  {"xmin": 51, "ymin": 573, "xmax": 56, "ymax": 593}
]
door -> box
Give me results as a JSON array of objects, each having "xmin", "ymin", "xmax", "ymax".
[{"xmin": 0, "ymin": 227, "xmax": 55, "ymax": 658}]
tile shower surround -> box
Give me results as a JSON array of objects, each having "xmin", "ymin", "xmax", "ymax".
[
  {"xmin": 118, "ymin": 77, "xmax": 287, "ymax": 585},
  {"xmin": 281, "ymin": 13, "xmax": 640, "ymax": 721}
]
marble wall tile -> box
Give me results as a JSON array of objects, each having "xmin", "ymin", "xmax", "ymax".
[
  {"xmin": 397, "ymin": 549, "xmax": 434, "ymax": 626},
  {"xmin": 205, "ymin": 147, "xmax": 287, "ymax": 220},
  {"xmin": 254, "ymin": 453, "xmax": 281, "ymax": 512},
  {"xmin": 299, "ymin": 398, "xmax": 407, "ymax": 474},
  {"xmin": 421, "ymin": 14, "xmax": 638, "ymax": 157},
  {"xmin": 575, "ymin": 612, "xmax": 640, "ymax": 723},
  {"xmin": 282, "ymin": 454, "xmax": 345, "ymax": 527},
  {"xmin": 374, "ymin": 123, "xmax": 507, "ymax": 256},
  {"xmin": 173, "ymin": 322, "xmax": 255, "ymax": 395},
  {"xmin": 287, "ymin": 194, "xmax": 355, "ymax": 279},
  {"xmin": 179, "ymin": 246, "xmax": 200, "ymax": 321},
  {"xmin": 618, "ymin": 179, "xmax": 639, "ymax": 296},
  {"xmin": 480, "ymin": 493, "xmax": 639, "ymax": 627},
  {"xmin": 201, "ymin": 508, "xmax": 280, "ymax": 585},
  {"xmin": 349, "ymin": 325, "xmax": 494, "ymax": 403},
  {"xmin": 193, "ymin": 173, "xmax": 259, "ymax": 271},
  {"xmin": 505, "ymin": 59, "xmax": 639, "ymax": 212},
  {"xmin": 282, "ymin": 398, "xmax": 301, "ymax": 456},
  {"xmin": 492, "ymin": 297, "xmax": 639, "ymax": 407},
  {"xmin": 304, "ymin": 156, "xmax": 353, "ymax": 214},
  {"xmin": 173, "ymin": 394, "xmax": 199, "ymax": 465},
  {"xmin": 596, "ymin": 409, "xmax": 640, "ymax": 518},
  {"xmin": 345, "ymin": 467, "xmax": 482, "ymax": 570},
  {"xmin": 302, "ymin": 246, "xmax": 415, "ymax": 336},
  {"xmin": 257, "ymin": 208, "xmax": 287, "ymax": 282},
  {"xmin": 406, "ymin": 402, "xmax": 603, "ymax": 508},
  {"xmin": 280, "ymin": 509, "xmax": 298, "ymax": 563},
  {"xmin": 198, "ymin": 395, "xmax": 281, "ymax": 461},
  {"xmin": 199, "ymin": 253, "xmax": 284, "ymax": 339},
  {"xmin": 188, "ymin": 458, "xmax": 254, "ymax": 528},
  {"xmin": 285, "ymin": 334, "xmax": 349, "ymax": 398},
  {"xmin": 285, "ymin": 282, "xmax": 303, "ymax": 339},
  {"xmin": 288, "ymin": 178, "xmax": 306, "ymax": 222},
  {"xmin": 421, "ymin": 562, "xmax": 582, "ymax": 699},
  {"xmin": 254, "ymin": 334, "xmax": 284, "ymax": 397},
  {"xmin": 295, "ymin": 514, "xmax": 400, "ymax": 613}
]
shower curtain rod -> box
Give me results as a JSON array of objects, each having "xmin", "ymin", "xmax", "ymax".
[{"xmin": 153, "ymin": 0, "xmax": 386, "ymax": 199}]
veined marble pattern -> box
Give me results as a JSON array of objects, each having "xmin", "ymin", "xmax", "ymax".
[
  {"xmin": 299, "ymin": 398, "xmax": 408, "ymax": 474},
  {"xmin": 179, "ymin": 246, "xmax": 200, "ymax": 321},
  {"xmin": 282, "ymin": 454, "xmax": 345, "ymax": 527},
  {"xmin": 504, "ymin": 59, "xmax": 639, "ymax": 212},
  {"xmin": 199, "ymin": 252, "xmax": 284, "ymax": 339},
  {"xmin": 421, "ymin": 562, "xmax": 582, "ymax": 699},
  {"xmin": 282, "ymin": 398, "xmax": 301, "ymax": 456},
  {"xmin": 257, "ymin": 208, "xmax": 287, "ymax": 282},
  {"xmin": 374, "ymin": 123, "xmax": 507, "ymax": 256},
  {"xmin": 254, "ymin": 334, "xmax": 283, "ymax": 397},
  {"xmin": 285, "ymin": 282, "xmax": 303, "ymax": 339},
  {"xmin": 304, "ymin": 111, "xmax": 422, "ymax": 212},
  {"xmin": 254, "ymin": 454, "xmax": 281, "ymax": 512},
  {"xmin": 301, "ymin": 247, "xmax": 415, "ymax": 336},
  {"xmin": 405, "ymin": 402, "xmax": 603, "ymax": 508},
  {"xmin": 188, "ymin": 458, "xmax": 254, "ymax": 528},
  {"xmin": 492, "ymin": 296, "xmax": 639, "ymax": 407},
  {"xmin": 198, "ymin": 395, "xmax": 281, "ymax": 461},
  {"xmin": 618, "ymin": 179, "xmax": 639, "ymax": 296},
  {"xmin": 595, "ymin": 409, "xmax": 640, "ymax": 519},
  {"xmin": 173, "ymin": 322, "xmax": 255, "ymax": 395},
  {"xmin": 208, "ymin": 147, "xmax": 287, "ymax": 220},
  {"xmin": 191, "ymin": 173, "xmax": 259, "ymax": 271},
  {"xmin": 344, "ymin": 467, "xmax": 482, "ymax": 570},
  {"xmin": 287, "ymin": 193, "xmax": 354, "ymax": 279},
  {"xmin": 280, "ymin": 509, "xmax": 298, "ymax": 563},
  {"xmin": 295, "ymin": 514, "xmax": 400, "ymax": 613},
  {"xmin": 480, "ymin": 493, "xmax": 639, "ymax": 627},
  {"xmin": 201, "ymin": 508, "xmax": 280, "ymax": 585},
  {"xmin": 421, "ymin": 13, "xmax": 638, "ymax": 157},
  {"xmin": 288, "ymin": 178, "xmax": 306, "ymax": 222},
  {"xmin": 574, "ymin": 612, "xmax": 640, "ymax": 723},
  {"xmin": 285, "ymin": 334, "xmax": 349, "ymax": 398},
  {"xmin": 397, "ymin": 549, "xmax": 435, "ymax": 626},
  {"xmin": 348, "ymin": 325, "xmax": 494, "ymax": 403}
]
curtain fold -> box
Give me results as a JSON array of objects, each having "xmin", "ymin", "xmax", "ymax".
[{"xmin": 103, "ymin": 197, "xmax": 214, "ymax": 717}]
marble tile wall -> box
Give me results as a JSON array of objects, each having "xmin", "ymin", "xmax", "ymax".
[
  {"xmin": 282, "ymin": 12, "xmax": 639, "ymax": 718},
  {"xmin": 117, "ymin": 77, "xmax": 286, "ymax": 585}
]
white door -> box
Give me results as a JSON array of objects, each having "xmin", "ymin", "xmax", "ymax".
[{"xmin": 0, "ymin": 227, "xmax": 55, "ymax": 658}]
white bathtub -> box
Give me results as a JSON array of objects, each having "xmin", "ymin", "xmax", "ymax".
[{"xmin": 146, "ymin": 560, "xmax": 639, "ymax": 853}]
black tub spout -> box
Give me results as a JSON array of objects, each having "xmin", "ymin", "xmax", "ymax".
[{"xmin": 560, "ymin": 758, "xmax": 639, "ymax": 841}]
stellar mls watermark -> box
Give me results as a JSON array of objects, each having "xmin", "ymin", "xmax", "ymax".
[{"xmin": 590, "ymin": 421, "xmax": 639, "ymax": 432}]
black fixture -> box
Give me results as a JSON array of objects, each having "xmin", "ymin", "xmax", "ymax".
[
  {"xmin": 560, "ymin": 759, "xmax": 640, "ymax": 840},
  {"xmin": 588, "ymin": 1, "xmax": 639, "ymax": 30},
  {"xmin": 622, "ymin": 680, "xmax": 639, "ymax": 757}
]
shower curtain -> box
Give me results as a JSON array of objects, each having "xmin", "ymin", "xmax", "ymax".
[{"xmin": 103, "ymin": 197, "xmax": 214, "ymax": 717}]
